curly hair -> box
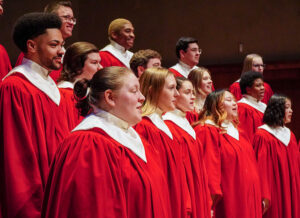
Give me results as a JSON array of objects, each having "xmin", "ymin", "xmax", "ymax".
[
  {"xmin": 239, "ymin": 71, "xmax": 263, "ymax": 95},
  {"xmin": 263, "ymin": 94, "xmax": 289, "ymax": 127},
  {"xmin": 12, "ymin": 12, "xmax": 61, "ymax": 53}
]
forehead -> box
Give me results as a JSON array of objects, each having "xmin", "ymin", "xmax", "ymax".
[
  {"xmin": 253, "ymin": 78, "xmax": 263, "ymax": 84},
  {"xmin": 165, "ymin": 74, "xmax": 176, "ymax": 84},
  {"xmin": 224, "ymin": 91, "xmax": 233, "ymax": 98},
  {"xmin": 252, "ymin": 57, "xmax": 263, "ymax": 64},
  {"xmin": 38, "ymin": 28, "xmax": 63, "ymax": 42},
  {"xmin": 188, "ymin": 42, "xmax": 199, "ymax": 49},
  {"xmin": 55, "ymin": 5, "xmax": 73, "ymax": 16},
  {"xmin": 121, "ymin": 73, "xmax": 139, "ymax": 88},
  {"xmin": 181, "ymin": 80, "xmax": 193, "ymax": 88},
  {"xmin": 121, "ymin": 22, "xmax": 134, "ymax": 30},
  {"xmin": 86, "ymin": 52, "xmax": 101, "ymax": 60}
]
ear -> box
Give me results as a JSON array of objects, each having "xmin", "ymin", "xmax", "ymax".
[
  {"xmin": 111, "ymin": 31, "xmax": 118, "ymax": 41},
  {"xmin": 104, "ymin": 89, "xmax": 116, "ymax": 108},
  {"xmin": 27, "ymin": 39, "xmax": 37, "ymax": 53},
  {"xmin": 179, "ymin": 49, "xmax": 185, "ymax": 59},
  {"xmin": 137, "ymin": 66, "xmax": 145, "ymax": 77},
  {"xmin": 245, "ymin": 86, "xmax": 251, "ymax": 95}
]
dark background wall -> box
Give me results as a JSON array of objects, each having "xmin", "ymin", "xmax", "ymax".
[{"xmin": 1, "ymin": 0, "xmax": 299, "ymax": 138}]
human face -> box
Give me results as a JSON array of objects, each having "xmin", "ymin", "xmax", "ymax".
[
  {"xmin": 79, "ymin": 52, "xmax": 102, "ymax": 80},
  {"xmin": 175, "ymin": 80, "xmax": 195, "ymax": 112},
  {"xmin": 284, "ymin": 99, "xmax": 293, "ymax": 124},
  {"xmin": 114, "ymin": 22, "xmax": 135, "ymax": 50},
  {"xmin": 0, "ymin": 0, "xmax": 4, "ymax": 15},
  {"xmin": 246, "ymin": 78, "xmax": 265, "ymax": 101},
  {"xmin": 56, "ymin": 6, "xmax": 75, "ymax": 40},
  {"xmin": 111, "ymin": 73, "xmax": 145, "ymax": 126},
  {"xmin": 157, "ymin": 75, "xmax": 179, "ymax": 113},
  {"xmin": 146, "ymin": 58, "xmax": 161, "ymax": 68},
  {"xmin": 223, "ymin": 91, "xmax": 238, "ymax": 121},
  {"xmin": 199, "ymin": 71, "xmax": 212, "ymax": 96},
  {"xmin": 35, "ymin": 28, "xmax": 64, "ymax": 71},
  {"xmin": 181, "ymin": 42, "xmax": 201, "ymax": 67},
  {"xmin": 251, "ymin": 57, "xmax": 264, "ymax": 73}
]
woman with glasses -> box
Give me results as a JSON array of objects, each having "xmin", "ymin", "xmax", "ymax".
[
  {"xmin": 229, "ymin": 53, "xmax": 273, "ymax": 104},
  {"xmin": 253, "ymin": 94, "xmax": 300, "ymax": 218}
]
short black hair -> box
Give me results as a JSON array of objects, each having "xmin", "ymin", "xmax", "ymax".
[
  {"xmin": 239, "ymin": 71, "xmax": 263, "ymax": 95},
  {"xmin": 175, "ymin": 37, "xmax": 198, "ymax": 59},
  {"xmin": 263, "ymin": 94, "xmax": 288, "ymax": 127},
  {"xmin": 12, "ymin": 12, "xmax": 62, "ymax": 53}
]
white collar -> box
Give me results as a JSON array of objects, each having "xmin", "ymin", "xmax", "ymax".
[
  {"xmin": 3, "ymin": 58, "xmax": 61, "ymax": 105},
  {"xmin": 73, "ymin": 108, "xmax": 146, "ymax": 162},
  {"xmin": 221, "ymin": 121, "xmax": 239, "ymax": 140},
  {"xmin": 238, "ymin": 95, "xmax": 266, "ymax": 113},
  {"xmin": 258, "ymin": 124, "xmax": 291, "ymax": 146},
  {"xmin": 163, "ymin": 109, "xmax": 196, "ymax": 139},
  {"xmin": 57, "ymin": 80, "xmax": 74, "ymax": 89},
  {"xmin": 235, "ymin": 78, "xmax": 240, "ymax": 83},
  {"xmin": 204, "ymin": 119, "xmax": 218, "ymax": 127},
  {"xmin": 100, "ymin": 41, "xmax": 133, "ymax": 68},
  {"xmin": 146, "ymin": 109, "xmax": 173, "ymax": 139},
  {"xmin": 170, "ymin": 61, "xmax": 198, "ymax": 78}
]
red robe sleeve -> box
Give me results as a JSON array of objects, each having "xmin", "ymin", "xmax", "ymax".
[
  {"xmin": 99, "ymin": 51, "xmax": 127, "ymax": 68},
  {"xmin": 0, "ymin": 74, "xmax": 70, "ymax": 218},
  {"xmin": 42, "ymin": 128, "xmax": 172, "ymax": 218},
  {"xmin": 194, "ymin": 124, "xmax": 222, "ymax": 198},
  {"xmin": 237, "ymin": 103, "xmax": 264, "ymax": 142},
  {"xmin": 0, "ymin": 45, "xmax": 12, "ymax": 80},
  {"xmin": 229, "ymin": 82, "xmax": 243, "ymax": 101}
]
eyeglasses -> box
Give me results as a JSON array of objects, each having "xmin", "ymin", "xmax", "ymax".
[
  {"xmin": 252, "ymin": 64, "xmax": 266, "ymax": 68},
  {"xmin": 190, "ymin": 48, "xmax": 202, "ymax": 54},
  {"xmin": 60, "ymin": 15, "xmax": 77, "ymax": 25}
]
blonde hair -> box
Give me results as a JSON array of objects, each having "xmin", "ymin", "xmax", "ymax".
[
  {"xmin": 241, "ymin": 53, "xmax": 262, "ymax": 75},
  {"xmin": 139, "ymin": 67, "xmax": 174, "ymax": 116},
  {"xmin": 193, "ymin": 90, "xmax": 239, "ymax": 129},
  {"xmin": 108, "ymin": 18, "xmax": 131, "ymax": 40},
  {"xmin": 188, "ymin": 67, "xmax": 211, "ymax": 96}
]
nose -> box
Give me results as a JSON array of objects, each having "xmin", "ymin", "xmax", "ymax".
[
  {"xmin": 97, "ymin": 63, "xmax": 103, "ymax": 70},
  {"xmin": 174, "ymin": 89, "xmax": 179, "ymax": 97},
  {"xmin": 130, "ymin": 31, "xmax": 135, "ymax": 39},
  {"xmin": 58, "ymin": 45, "xmax": 65, "ymax": 56},
  {"xmin": 139, "ymin": 91, "xmax": 145, "ymax": 103}
]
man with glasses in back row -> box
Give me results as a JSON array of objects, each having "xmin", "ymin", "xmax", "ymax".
[{"xmin": 14, "ymin": 0, "xmax": 76, "ymax": 82}]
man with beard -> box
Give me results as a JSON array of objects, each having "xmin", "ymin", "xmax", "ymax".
[
  {"xmin": 15, "ymin": 1, "xmax": 76, "ymax": 82},
  {"xmin": 100, "ymin": 18, "xmax": 135, "ymax": 68},
  {"xmin": 0, "ymin": 12, "xmax": 70, "ymax": 218},
  {"xmin": 0, "ymin": 0, "xmax": 12, "ymax": 80},
  {"xmin": 169, "ymin": 37, "xmax": 201, "ymax": 78}
]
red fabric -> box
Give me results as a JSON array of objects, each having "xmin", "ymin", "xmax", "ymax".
[
  {"xmin": 186, "ymin": 110, "xmax": 199, "ymax": 125},
  {"xmin": 42, "ymin": 127, "xmax": 172, "ymax": 218},
  {"xmin": 165, "ymin": 120, "xmax": 211, "ymax": 218},
  {"xmin": 0, "ymin": 73, "xmax": 70, "ymax": 218},
  {"xmin": 99, "ymin": 51, "xmax": 127, "ymax": 68},
  {"xmin": 169, "ymin": 68, "xmax": 183, "ymax": 77},
  {"xmin": 229, "ymin": 81, "xmax": 273, "ymax": 104},
  {"xmin": 15, "ymin": 52, "xmax": 62, "ymax": 83},
  {"xmin": 253, "ymin": 129, "xmax": 300, "ymax": 218},
  {"xmin": 237, "ymin": 102, "xmax": 264, "ymax": 142},
  {"xmin": 194, "ymin": 123, "xmax": 262, "ymax": 218},
  {"xmin": 59, "ymin": 87, "xmax": 83, "ymax": 130},
  {"xmin": 0, "ymin": 45, "xmax": 12, "ymax": 80},
  {"xmin": 134, "ymin": 117, "xmax": 191, "ymax": 218}
]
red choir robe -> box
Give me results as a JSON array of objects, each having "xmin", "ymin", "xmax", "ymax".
[
  {"xmin": 237, "ymin": 95, "xmax": 266, "ymax": 142},
  {"xmin": 134, "ymin": 112, "xmax": 191, "ymax": 218},
  {"xmin": 15, "ymin": 52, "xmax": 62, "ymax": 83},
  {"xmin": 0, "ymin": 44, "xmax": 12, "ymax": 80},
  {"xmin": 194, "ymin": 121, "xmax": 262, "ymax": 218},
  {"xmin": 99, "ymin": 41, "xmax": 133, "ymax": 68},
  {"xmin": 253, "ymin": 125, "xmax": 300, "ymax": 218},
  {"xmin": 0, "ymin": 58, "xmax": 70, "ymax": 218},
  {"xmin": 42, "ymin": 110, "xmax": 172, "ymax": 218},
  {"xmin": 163, "ymin": 110, "xmax": 211, "ymax": 218},
  {"xmin": 186, "ymin": 110, "xmax": 199, "ymax": 125},
  {"xmin": 229, "ymin": 80, "xmax": 273, "ymax": 104},
  {"xmin": 57, "ymin": 81, "xmax": 83, "ymax": 130}
]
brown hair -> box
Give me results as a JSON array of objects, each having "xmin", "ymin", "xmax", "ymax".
[
  {"xmin": 44, "ymin": 0, "xmax": 72, "ymax": 13},
  {"xmin": 139, "ymin": 67, "xmax": 174, "ymax": 116},
  {"xmin": 74, "ymin": 66, "xmax": 132, "ymax": 116},
  {"xmin": 130, "ymin": 49, "xmax": 162, "ymax": 77},
  {"xmin": 241, "ymin": 53, "xmax": 262, "ymax": 75},
  {"xmin": 58, "ymin": 42, "xmax": 99, "ymax": 82},
  {"xmin": 188, "ymin": 67, "xmax": 211, "ymax": 95}
]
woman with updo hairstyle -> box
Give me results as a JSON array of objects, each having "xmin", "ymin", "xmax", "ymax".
[
  {"xmin": 194, "ymin": 90, "xmax": 263, "ymax": 218},
  {"xmin": 135, "ymin": 67, "xmax": 191, "ymax": 218},
  {"xmin": 253, "ymin": 94, "xmax": 300, "ymax": 218},
  {"xmin": 42, "ymin": 67, "xmax": 172, "ymax": 218},
  {"xmin": 57, "ymin": 41, "xmax": 102, "ymax": 129},
  {"xmin": 162, "ymin": 77, "xmax": 211, "ymax": 218},
  {"xmin": 188, "ymin": 67, "xmax": 213, "ymax": 120},
  {"xmin": 229, "ymin": 53, "xmax": 273, "ymax": 104}
]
